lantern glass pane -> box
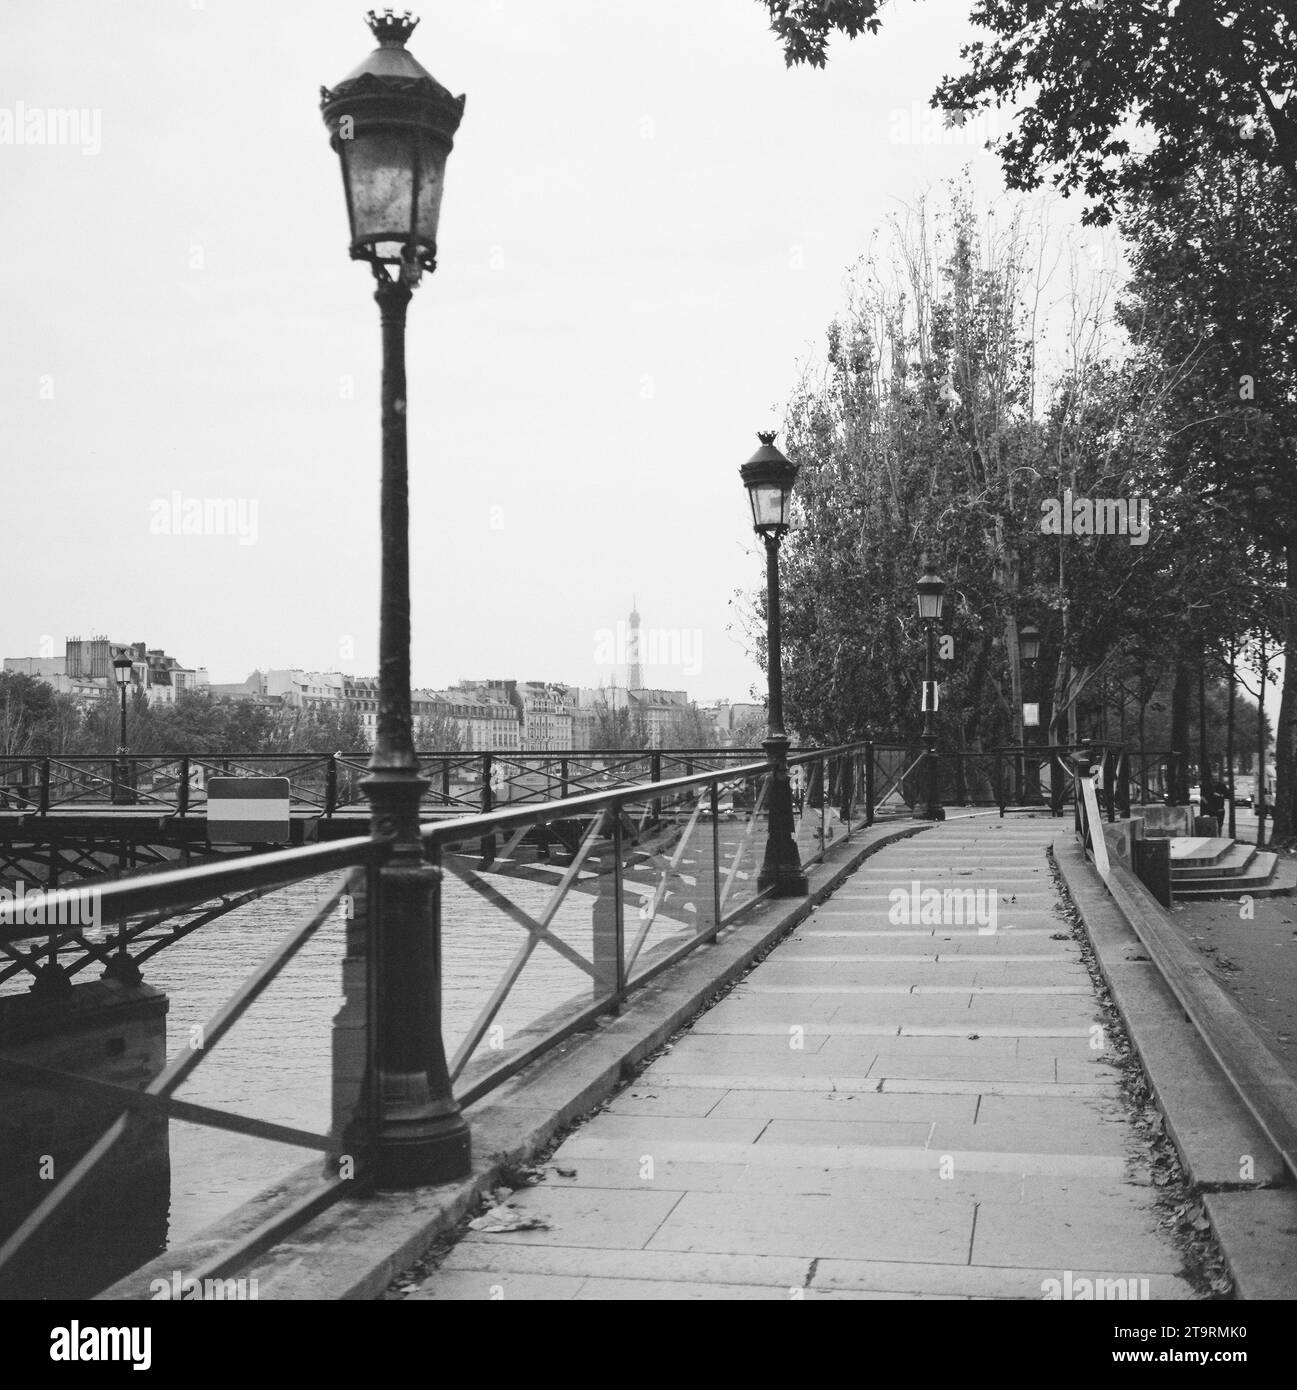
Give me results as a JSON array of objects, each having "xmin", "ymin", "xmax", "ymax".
[
  {"xmin": 342, "ymin": 128, "xmax": 418, "ymax": 261},
  {"xmin": 748, "ymin": 482, "xmax": 788, "ymax": 532},
  {"xmin": 413, "ymin": 132, "xmax": 449, "ymax": 244},
  {"xmin": 916, "ymin": 591, "xmax": 941, "ymax": 622}
]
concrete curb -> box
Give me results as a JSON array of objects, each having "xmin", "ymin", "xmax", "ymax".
[
  {"xmin": 103, "ymin": 818, "xmax": 930, "ymax": 1301},
  {"xmin": 1054, "ymin": 838, "xmax": 1297, "ymax": 1299}
]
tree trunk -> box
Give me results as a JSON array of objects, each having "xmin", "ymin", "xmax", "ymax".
[
  {"xmin": 1227, "ymin": 642, "xmax": 1237, "ymax": 840},
  {"xmin": 1258, "ymin": 633, "xmax": 1268, "ymax": 847},
  {"xmin": 1198, "ymin": 659, "xmax": 1218, "ymax": 820},
  {"xmin": 1273, "ymin": 543, "xmax": 1296, "ymax": 844},
  {"xmin": 1169, "ymin": 656, "xmax": 1193, "ymax": 806}
]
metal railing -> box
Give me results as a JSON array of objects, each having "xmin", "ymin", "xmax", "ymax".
[
  {"xmin": 0, "ymin": 748, "xmax": 779, "ymax": 818},
  {"xmin": 0, "ymin": 739, "xmax": 876, "ymax": 1296}
]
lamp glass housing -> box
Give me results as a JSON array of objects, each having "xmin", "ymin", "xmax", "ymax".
[
  {"xmin": 1020, "ymin": 624, "xmax": 1041, "ymax": 665},
  {"xmin": 739, "ymin": 433, "xmax": 799, "ymax": 537},
  {"xmin": 746, "ymin": 480, "xmax": 793, "ymax": 533},
  {"xmin": 915, "ymin": 562, "xmax": 946, "ymax": 622},
  {"xmin": 340, "ymin": 126, "xmax": 448, "ymax": 268},
  {"xmin": 113, "ymin": 658, "xmax": 132, "ymax": 690},
  {"xmin": 321, "ymin": 13, "xmax": 466, "ymax": 274}
]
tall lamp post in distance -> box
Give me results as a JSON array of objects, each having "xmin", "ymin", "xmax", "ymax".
[
  {"xmin": 740, "ymin": 431, "xmax": 808, "ymax": 897},
  {"xmin": 1020, "ymin": 622, "xmax": 1041, "ymax": 806},
  {"xmin": 112, "ymin": 655, "xmax": 133, "ymax": 806},
  {"xmin": 321, "ymin": 9, "xmax": 469, "ymax": 1186},
  {"xmin": 915, "ymin": 556, "xmax": 946, "ymax": 821}
]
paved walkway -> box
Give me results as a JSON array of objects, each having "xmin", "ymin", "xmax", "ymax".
[{"xmin": 412, "ymin": 815, "xmax": 1195, "ymax": 1300}]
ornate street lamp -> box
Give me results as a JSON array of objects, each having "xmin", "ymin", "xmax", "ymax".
[
  {"xmin": 915, "ymin": 556, "xmax": 946, "ymax": 821},
  {"xmin": 112, "ymin": 655, "xmax": 133, "ymax": 807},
  {"xmin": 321, "ymin": 9, "xmax": 469, "ymax": 1187},
  {"xmin": 740, "ymin": 431, "xmax": 807, "ymax": 896},
  {"xmin": 1019, "ymin": 622, "xmax": 1041, "ymax": 805}
]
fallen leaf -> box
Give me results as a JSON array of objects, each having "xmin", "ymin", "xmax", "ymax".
[{"xmin": 468, "ymin": 1204, "xmax": 553, "ymax": 1234}]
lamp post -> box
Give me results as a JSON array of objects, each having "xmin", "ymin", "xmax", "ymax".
[
  {"xmin": 1020, "ymin": 622, "xmax": 1041, "ymax": 806},
  {"xmin": 915, "ymin": 556, "xmax": 946, "ymax": 821},
  {"xmin": 740, "ymin": 431, "xmax": 807, "ymax": 896},
  {"xmin": 321, "ymin": 9, "xmax": 469, "ymax": 1187},
  {"xmin": 112, "ymin": 655, "xmax": 133, "ymax": 806}
]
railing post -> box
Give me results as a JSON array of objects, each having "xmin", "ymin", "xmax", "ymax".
[
  {"xmin": 480, "ymin": 753, "xmax": 495, "ymax": 866},
  {"xmin": 606, "ymin": 811, "xmax": 625, "ymax": 1006},
  {"xmin": 709, "ymin": 781, "xmax": 722, "ymax": 938},
  {"xmin": 325, "ymin": 753, "xmax": 338, "ymax": 819},
  {"xmin": 441, "ymin": 757, "xmax": 451, "ymax": 805},
  {"xmin": 865, "ymin": 741, "xmax": 875, "ymax": 826},
  {"xmin": 178, "ymin": 756, "xmax": 190, "ymax": 816},
  {"xmin": 650, "ymin": 750, "xmax": 662, "ymax": 823},
  {"xmin": 560, "ymin": 758, "xmax": 569, "ymax": 800},
  {"xmin": 39, "ymin": 757, "xmax": 50, "ymax": 815},
  {"xmin": 1074, "ymin": 749, "xmax": 1091, "ymax": 839},
  {"xmin": 1116, "ymin": 749, "xmax": 1131, "ymax": 817}
]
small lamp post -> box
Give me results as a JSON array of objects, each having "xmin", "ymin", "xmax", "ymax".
[
  {"xmin": 112, "ymin": 655, "xmax": 133, "ymax": 806},
  {"xmin": 740, "ymin": 431, "xmax": 807, "ymax": 896},
  {"xmin": 321, "ymin": 9, "xmax": 469, "ymax": 1187},
  {"xmin": 915, "ymin": 556, "xmax": 946, "ymax": 821},
  {"xmin": 1020, "ymin": 622, "xmax": 1041, "ymax": 805}
]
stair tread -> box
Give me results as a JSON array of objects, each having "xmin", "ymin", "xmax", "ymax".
[
  {"xmin": 1176, "ymin": 853, "xmax": 1289, "ymax": 898},
  {"xmin": 1173, "ymin": 843, "xmax": 1258, "ymax": 878},
  {"xmin": 1169, "ymin": 836, "xmax": 1235, "ymax": 865}
]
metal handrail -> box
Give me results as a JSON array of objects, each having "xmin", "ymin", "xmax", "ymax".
[{"xmin": 0, "ymin": 739, "xmax": 881, "ymax": 1294}]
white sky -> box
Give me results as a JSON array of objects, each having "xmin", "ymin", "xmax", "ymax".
[{"xmin": 1, "ymin": 0, "xmax": 1106, "ymax": 703}]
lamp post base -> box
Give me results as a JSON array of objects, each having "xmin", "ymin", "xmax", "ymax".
[
  {"xmin": 758, "ymin": 735, "xmax": 808, "ymax": 897},
  {"xmin": 757, "ymin": 862, "xmax": 810, "ymax": 896},
  {"xmin": 363, "ymin": 765, "xmax": 472, "ymax": 1189},
  {"xmin": 372, "ymin": 1084, "xmax": 471, "ymax": 1189}
]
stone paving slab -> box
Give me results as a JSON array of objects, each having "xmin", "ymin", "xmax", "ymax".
[
  {"xmin": 535, "ymin": 1158, "xmax": 1031, "ymax": 1202},
  {"xmin": 644, "ymin": 1191, "xmax": 975, "ymax": 1264},
  {"xmin": 411, "ymin": 816, "xmax": 1192, "ymax": 1301},
  {"xmin": 705, "ymin": 1088, "xmax": 978, "ymax": 1123}
]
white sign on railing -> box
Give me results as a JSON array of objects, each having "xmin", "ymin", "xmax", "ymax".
[
  {"xmin": 206, "ymin": 777, "xmax": 291, "ymax": 844},
  {"xmin": 1080, "ymin": 769, "xmax": 1110, "ymax": 878}
]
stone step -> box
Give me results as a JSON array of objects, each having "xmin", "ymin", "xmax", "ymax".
[
  {"xmin": 1174, "ymin": 853, "xmax": 1293, "ymax": 900},
  {"xmin": 1168, "ymin": 836, "xmax": 1236, "ymax": 867},
  {"xmin": 1173, "ymin": 843, "xmax": 1257, "ymax": 880}
]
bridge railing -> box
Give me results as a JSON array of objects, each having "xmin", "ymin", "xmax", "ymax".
[
  {"xmin": 0, "ymin": 748, "xmax": 782, "ymax": 818},
  {"xmin": 0, "ymin": 739, "xmax": 876, "ymax": 1297}
]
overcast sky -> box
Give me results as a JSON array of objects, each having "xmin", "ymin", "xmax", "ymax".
[{"xmin": 1, "ymin": 0, "xmax": 1105, "ymax": 702}]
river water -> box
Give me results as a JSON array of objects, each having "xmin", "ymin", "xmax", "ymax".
[
  {"xmin": 2, "ymin": 802, "xmax": 830, "ymax": 1293},
  {"xmin": 146, "ymin": 863, "xmax": 709, "ymax": 1248}
]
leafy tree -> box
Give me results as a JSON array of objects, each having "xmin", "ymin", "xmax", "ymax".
[
  {"xmin": 758, "ymin": 1, "xmax": 1297, "ymax": 224},
  {"xmin": 589, "ymin": 701, "xmax": 646, "ymax": 750},
  {"xmin": 414, "ymin": 713, "xmax": 464, "ymax": 752},
  {"xmin": 728, "ymin": 709, "xmax": 769, "ymax": 748},
  {"xmin": 0, "ymin": 672, "xmax": 76, "ymax": 754},
  {"xmin": 1114, "ymin": 151, "xmax": 1297, "ymax": 837},
  {"xmin": 660, "ymin": 704, "xmax": 720, "ymax": 749}
]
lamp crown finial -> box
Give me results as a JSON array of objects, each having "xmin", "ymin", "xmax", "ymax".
[
  {"xmin": 365, "ymin": 8, "xmax": 419, "ymax": 46},
  {"xmin": 757, "ymin": 430, "xmax": 777, "ymax": 446}
]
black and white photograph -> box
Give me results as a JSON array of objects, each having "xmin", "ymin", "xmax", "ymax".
[{"xmin": 1, "ymin": 0, "xmax": 1294, "ymax": 1350}]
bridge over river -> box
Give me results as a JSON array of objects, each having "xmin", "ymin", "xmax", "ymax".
[{"xmin": 1, "ymin": 741, "xmax": 1292, "ymax": 1301}]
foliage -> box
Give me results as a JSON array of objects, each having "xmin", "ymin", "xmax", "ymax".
[{"xmin": 758, "ymin": 1, "xmax": 1297, "ymax": 225}]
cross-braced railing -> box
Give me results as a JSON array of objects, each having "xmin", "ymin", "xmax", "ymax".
[{"xmin": 0, "ymin": 740, "xmax": 875, "ymax": 1297}]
